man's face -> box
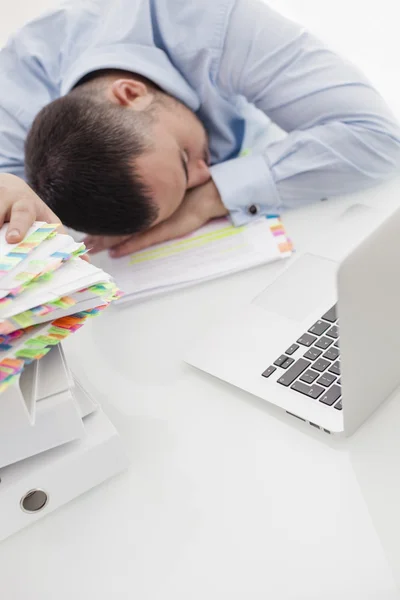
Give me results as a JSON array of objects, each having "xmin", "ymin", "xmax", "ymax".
[{"xmin": 133, "ymin": 102, "xmax": 211, "ymax": 225}]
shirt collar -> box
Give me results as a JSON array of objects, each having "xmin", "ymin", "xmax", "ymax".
[{"xmin": 60, "ymin": 43, "xmax": 200, "ymax": 111}]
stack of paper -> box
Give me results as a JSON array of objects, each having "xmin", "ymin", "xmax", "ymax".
[
  {"xmin": 0, "ymin": 222, "xmax": 121, "ymax": 394},
  {"xmin": 97, "ymin": 215, "xmax": 293, "ymax": 303}
]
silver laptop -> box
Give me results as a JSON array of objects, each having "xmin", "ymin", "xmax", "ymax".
[{"xmin": 185, "ymin": 204, "xmax": 400, "ymax": 437}]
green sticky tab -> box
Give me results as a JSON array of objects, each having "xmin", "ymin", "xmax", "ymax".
[
  {"xmin": 15, "ymin": 271, "xmax": 33, "ymax": 282},
  {"xmin": 48, "ymin": 326, "xmax": 69, "ymax": 337},
  {"xmin": 88, "ymin": 281, "xmax": 116, "ymax": 296},
  {"xmin": 0, "ymin": 256, "xmax": 18, "ymax": 266},
  {"xmin": 13, "ymin": 312, "xmax": 34, "ymax": 328},
  {"xmin": 27, "ymin": 229, "xmax": 54, "ymax": 243},
  {"xmin": 0, "ymin": 367, "xmax": 14, "ymax": 376},
  {"xmin": 37, "ymin": 272, "xmax": 54, "ymax": 284},
  {"xmin": 24, "ymin": 339, "xmax": 48, "ymax": 349},
  {"xmin": 28, "ymin": 259, "xmax": 46, "ymax": 268},
  {"xmin": 51, "ymin": 299, "xmax": 64, "ymax": 308},
  {"xmin": 16, "ymin": 348, "xmax": 45, "ymax": 360},
  {"xmin": 240, "ymin": 148, "xmax": 251, "ymax": 157},
  {"xmin": 72, "ymin": 244, "xmax": 86, "ymax": 256},
  {"xmin": 26, "ymin": 335, "xmax": 59, "ymax": 347}
]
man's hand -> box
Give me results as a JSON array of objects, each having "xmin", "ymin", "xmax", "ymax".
[
  {"xmin": 84, "ymin": 180, "xmax": 228, "ymax": 258},
  {"xmin": 0, "ymin": 173, "xmax": 63, "ymax": 242}
]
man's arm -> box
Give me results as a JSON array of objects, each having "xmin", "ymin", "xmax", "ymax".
[
  {"xmin": 212, "ymin": 0, "xmax": 400, "ymax": 225},
  {"xmin": 0, "ymin": 9, "xmax": 72, "ymax": 240},
  {"xmin": 0, "ymin": 8, "xmax": 69, "ymax": 177}
]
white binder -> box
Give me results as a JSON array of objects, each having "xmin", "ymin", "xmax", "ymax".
[
  {"xmin": 0, "ymin": 346, "xmax": 128, "ymax": 542},
  {"xmin": 0, "ymin": 347, "xmax": 86, "ymax": 469}
]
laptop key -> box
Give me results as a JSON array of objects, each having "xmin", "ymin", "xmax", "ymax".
[
  {"xmin": 303, "ymin": 347, "xmax": 322, "ymax": 360},
  {"xmin": 262, "ymin": 366, "xmax": 277, "ymax": 378},
  {"xmin": 297, "ymin": 333, "xmax": 317, "ymax": 347},
  {"xmin": 319, "ymin": 385, "xmax": 341, "ymax": 406},
  {"xmin": 313, "ymin": 358, "xmax": 331, "ymax": 372},
  {"xmin": 326, "ymin": 325, "xmax": 339, "ymax": 339},
  {"xmin": 323, "ymin": 347, "xmax": 339, "ymax": 361},
  {"xmin": 281, "ymin": 357, "xmax": 295, "ymax": 369},
  {"xmin": 290, "ymin": 381, "xmax": 310, "ymax": 395},
  {"xmin": 328, "ymin": 361, "xmax": 341, "ymax": 376},
  {"xmin": 308, "ymin": 384, "xmax": 325, "ymax": 399},
  {"xmin": 314, "ymin": 336, "xmax": 333, "ymax": 350},
  {"xmin": 334, "ymin": 399, "xmax": 343, "ymax": 410},
  {"xmin": 285, "ymin": 344, "xmax": 299, "ymax": 356},
  {"xmin": 317, "ymin": 373, "xmax": 336, "ymax": 387},
  {"xmin": 308, "ymin": 321, "xmax": 330, "ymax": 336},
  {"xmin": 300, "ymin": 370, "xmax": 319, "ymax": 384},
  {"xmin": 321, "ymin": 305, "xmax": 337, "ymax": 323},
  {"xmin": 291, "ymin": 381, "xmax": 324, "ymax": 399},
  {"xmin": 274, "ymin": 355, "xmax": 289, "ymax": 367},
  {"xmin": 277, "ymin": 358, "xmax": 311, "ymax": 387},
  {"xmin": 334, "ymin": 341, "xmax": 339, "ymax": 348}
]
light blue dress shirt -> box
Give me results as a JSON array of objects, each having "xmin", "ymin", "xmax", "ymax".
[{"xmin": 1, "ymin": 0, "xmax": 400, "ymax": 225}]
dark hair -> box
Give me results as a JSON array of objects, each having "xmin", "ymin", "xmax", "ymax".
[{"xmin": 25, "ymin": 92, "xmax": 158, "ymax": 235}]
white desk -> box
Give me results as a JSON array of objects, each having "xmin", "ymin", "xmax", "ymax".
[{"xmin": 1, "ymin": 179, "xmax": 400, "ymax": 599}]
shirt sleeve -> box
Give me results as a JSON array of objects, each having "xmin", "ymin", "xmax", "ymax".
[
  {"xmin": 0, "ymin": 108, "xmax": 26, "ymax": 179},
  {"xmin": 0, "ymin": 8, "xmax": 68, "ymax": 178},
  {"xmin": 213, "ymin": 0, "xmax": 400, "ymax": 226}
]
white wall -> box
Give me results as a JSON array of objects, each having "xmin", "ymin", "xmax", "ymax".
[
  {"xmin": 0, "ymin": 0, "xmax": 399, "ymax": 114},
  {"xmin": 0, "ymin": 0, "xmax": 59, "ymax": 44}
]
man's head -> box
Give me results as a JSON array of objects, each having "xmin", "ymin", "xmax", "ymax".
[{"xmin": 25, "ymin": 70, "xmax": 211, "ymax": 235}]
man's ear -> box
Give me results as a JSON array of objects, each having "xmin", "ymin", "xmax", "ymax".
[{"xmin": 109, "ymin": 79, "xmax": 154, "ymax": 111}]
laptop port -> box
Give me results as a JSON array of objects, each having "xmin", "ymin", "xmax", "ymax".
[{"xmin": 286, "ymin": 411, "xmax": 306, "ymax": 422}]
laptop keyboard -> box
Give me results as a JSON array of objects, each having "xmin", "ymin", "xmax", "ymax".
[{"xmin": 261, "ymin": 305, "xmax": 342, "ymax": 410}]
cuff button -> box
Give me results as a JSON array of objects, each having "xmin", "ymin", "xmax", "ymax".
[{"xmin": 247, "ymin": 204, "xmax": 259, "ymax": 215}]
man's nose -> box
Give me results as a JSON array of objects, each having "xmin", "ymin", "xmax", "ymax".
[{"xmin": 187, "ymin": 159, "xmax": 211, "ymax": 189}]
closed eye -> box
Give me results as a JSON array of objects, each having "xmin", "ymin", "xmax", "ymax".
[{"xmin": 180, "ymin": 150, "xmax": 189, "ymax": 185}]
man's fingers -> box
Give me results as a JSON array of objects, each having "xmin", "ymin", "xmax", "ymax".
[
  {"xmin": 84, "ymin": 235, "xmax": 131, "ymax": 254},
  {"xmin": 109, "ymin": 213, "xmax": 201, "ymax": 258},
  {"xmin": 109, "ymin": 233, "xmax": 153, "ymax": 257},
  {"xmin": 83, "ymin": 236, "xmax": 94, "ymax": 248},
  {"xmin": 109, "ymin": 235, "xmax": 147, "ymax": 257},
  {"xmin": 5, "ymin": 197, "xmax": 62, "ymax": 244},
  {"xmin": 84, "ymin": 237, "xmax": 103, "ymax": 254},
  {"xmin": 0, "ymin": 175, "xmax": 63, "ymax": 243},
  {"xmin": 6, "ymin": 199, "xmax": 36, "ymax": 243},
  {"xmin": 0, "ymin": 178, "xmax": 13, "ymax": 230},
  {"xmin": 0, "ymin": 196, "xmax": 10, "ymax": 230},
  {"xmin": 109, "ymin": 221, "xmax": 174, "ymax": 257}
]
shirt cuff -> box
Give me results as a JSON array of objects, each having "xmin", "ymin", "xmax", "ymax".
[{"xmin": 210, "ymin": 154, "xmax": 281, "ymax": 226}]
